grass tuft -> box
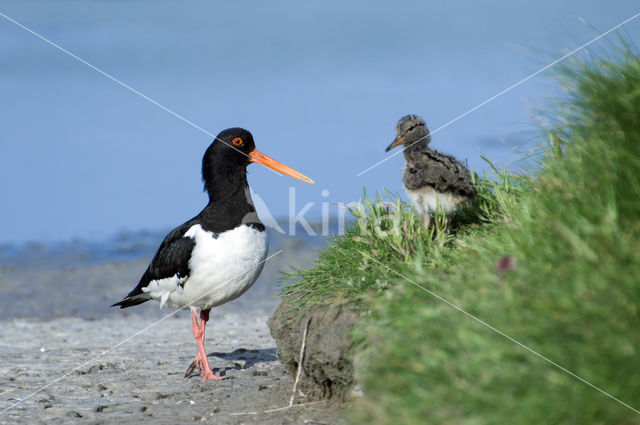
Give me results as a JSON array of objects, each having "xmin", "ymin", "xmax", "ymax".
[{"xmin": 280, "ymin": 165, "xmax": 522, "ymax": 314}]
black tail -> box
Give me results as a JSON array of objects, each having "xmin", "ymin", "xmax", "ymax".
[{"xmin": 111, "ymin": 295, "xmax": 150, "ymax": 309}]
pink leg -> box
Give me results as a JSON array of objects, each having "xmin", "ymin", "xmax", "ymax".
[{"xmin": 184, "ymin": 309, "xmax": 224, "ymax": 381}]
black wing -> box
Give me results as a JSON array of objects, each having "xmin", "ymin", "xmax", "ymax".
[{"xmin": 112, "ymin": 220, "xmax": 197, "ymax": 308}]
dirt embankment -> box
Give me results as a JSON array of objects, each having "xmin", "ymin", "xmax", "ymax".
[{"xmin": 268, "ymin": 295, "xmax": 361, "ymax": 402}]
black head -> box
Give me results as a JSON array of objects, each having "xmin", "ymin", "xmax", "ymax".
[
  {"xmin": 202, "ymin": 127, "xmax": 314, "ymax": 198},
  {"xmin": 204, "ymin": 127, "xmax": 255, "ymax": 169},
  {"xmin": 385, "ymin": 115, "xmax": 430, "ymax": 152},
  {"xmin": 201, "ymin": 128, "xmax": 255, "ymax": 195}
]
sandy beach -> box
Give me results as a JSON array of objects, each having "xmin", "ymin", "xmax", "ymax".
[
  {"xmin": 0, "ymin": 230, "xmax": 343, "ymax": 424},
  {"xmin": 0, "ymin": 314, "xmax": 344, "ymax": 424}
]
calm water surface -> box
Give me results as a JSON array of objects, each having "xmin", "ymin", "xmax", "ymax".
[{"xmin": 1, "ymin": 0, "xmax": 638, "ymax": 243}]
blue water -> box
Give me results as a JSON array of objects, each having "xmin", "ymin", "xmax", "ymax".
[
  {"xmin": 1, "ymin": 0, "xmax": 638, "ymax": 244},
  {"xmin": 0, "ymin": 229, "xmax": 160, "ymax": 269},
  {"xmin": 0, "ymin": 221, "xmax": 334, "ymax": 269}
]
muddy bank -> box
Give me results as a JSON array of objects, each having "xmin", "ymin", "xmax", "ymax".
[
  {"xmin": 0, "ymin": 314, "xmax": 345, "ymax": 424},
  {"xmin": 268, "ymin": 296, "xmax": 361, "ymax": 401}
]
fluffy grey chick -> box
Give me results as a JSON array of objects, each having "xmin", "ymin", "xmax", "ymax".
[{"xmin": 385, "ymin": 115, "xmax": 475, "ymax": 226}]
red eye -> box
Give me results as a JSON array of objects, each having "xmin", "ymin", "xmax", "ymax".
[{"xmin": 232, "ymin": 138, "xmax": 243, "ymax": 146}]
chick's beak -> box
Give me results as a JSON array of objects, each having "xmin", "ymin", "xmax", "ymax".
[
  {"xmin": 385, "ymin": 136, "xmax": 405, "ymax": 152},
  {"xmin": 249, "ymin": 149, "xmax": 315, "ymax": 184}
]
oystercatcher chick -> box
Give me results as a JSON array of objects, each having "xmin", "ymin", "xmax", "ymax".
[
  {"xmin": 112, "ymin": 128, "xmax": 313, "ymax": 381},
  {"xmin": 385, "ymin": 115, "xmax": 475, "ymax": 227}
]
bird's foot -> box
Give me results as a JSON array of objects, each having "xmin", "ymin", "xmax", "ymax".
[
  {"xmin": 187, "ymin": 308, "xmax": 224, "ymax": 381},
  {"xmin": 200, "ymin": 370, "xmax": 226, "ymax": 381},
  {"xmin": 184, "ymin": 353, "xmax": 225, "ymax": 381}
]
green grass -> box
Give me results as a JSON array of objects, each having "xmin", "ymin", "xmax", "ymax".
[
  {"xmin": 281, "ymin": 44, "xmax": 640, "ymax": 424},
  {"xmin": 281, "ymin": 170, "xmax": 525, "ymax": 313}
]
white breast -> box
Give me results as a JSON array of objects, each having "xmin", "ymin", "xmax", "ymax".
[
  {"xmin": 161, "ymin": 224, "xmax": 268, "ymax": 310},
  {"xmin": 406, "ymin": 187, "xmax": 464, "ymax": 215}
]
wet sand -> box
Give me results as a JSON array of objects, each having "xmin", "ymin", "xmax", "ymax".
[
  {"xmin": 0, "ymin": 233, "xmax": 344, "ymax": 423},
  {"xmin": 0, "ymin": 314, "xmax": 344, "ymax": 424}
]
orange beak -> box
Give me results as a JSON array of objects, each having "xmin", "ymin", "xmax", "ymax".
[
  {"xmin": 249, "ymin": 149, "xmax": 315, "ymax": 184},
  {"xmin": 385, "ymin": 136, "xmax": 405, "ymax": 152}
]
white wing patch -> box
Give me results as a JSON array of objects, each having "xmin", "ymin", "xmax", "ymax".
[
  {"xmin": 184, "ymin": 225, "xmax": 200, "ymax": 239},
  {"xmin": 142, "ymin": 274, "xmax": 188, "ymax": 308}
]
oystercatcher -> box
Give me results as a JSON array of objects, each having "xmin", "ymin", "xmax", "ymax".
[
  {"xmin": 385, "ymin": 115, "xmax": 475, "ymax": 227},
  {"xmin": 113, "ymin": 128, "xmax": 313, "ymax": 380}
]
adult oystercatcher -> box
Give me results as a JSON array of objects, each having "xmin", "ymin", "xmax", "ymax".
[
  {"xmin": 113, "ymin": 128, "xmax": 313, "ymax": 380},
  {"xmin": 385, "ymin": 115, "xmax": 475, "ymax": 227}
]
